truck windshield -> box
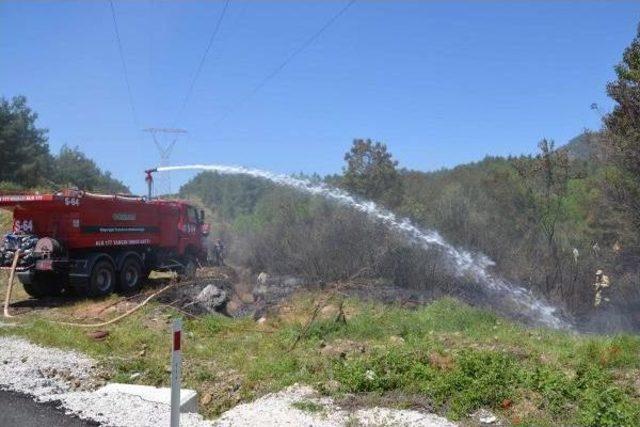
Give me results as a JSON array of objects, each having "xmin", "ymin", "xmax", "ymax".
[{"xmin": 187, "ymin": 207, "xmax": 198, "ymax": 223}]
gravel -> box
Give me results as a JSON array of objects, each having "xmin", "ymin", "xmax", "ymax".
[
  {"xmin": 0, "ymin": 336, "xmax": 211, "ymax": 427},
  {"xmin": 55, "ymin": 388, "xmax": 210, "ymax": 427},
  {"xmin": 0, "ymin": 336, "xmax": 95, "ymax": 397},
  {"xmin": 0, "ymin": 336, "xmax": 457, "ymax": 427},
  {"xmin": 214, "ymin": 384, "xmax": 457, "ymax": 427}
]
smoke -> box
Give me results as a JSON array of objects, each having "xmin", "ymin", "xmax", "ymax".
[{"xmin": 158, "ymin": 164, "xmax": 571, "ymax": 329}]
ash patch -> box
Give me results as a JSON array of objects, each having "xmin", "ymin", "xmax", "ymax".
[{"xmin": 252, "ymin": 273, "xmax": 312, "ymax": 318}]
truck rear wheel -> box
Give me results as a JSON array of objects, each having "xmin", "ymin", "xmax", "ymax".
[
  {"xmin": 88, "ymin": 259, "xmax": 116, "ymax": 297},
  {"xmin": 118, "ymin": 257, "xmax": 142, "ymax": 294}
]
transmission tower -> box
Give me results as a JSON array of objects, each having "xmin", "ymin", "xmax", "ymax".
[{"xmin": 144, "ymin": 128, "xmax": 187, "ymax": 195}]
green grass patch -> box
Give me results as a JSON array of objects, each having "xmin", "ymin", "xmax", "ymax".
[
  {"xmin": 1, "ymin": 295, "xmax": 638, "ymax": 425},
  {"xmin": 291, "ymin": 399, "xmax": 325, "ymax": 413}
]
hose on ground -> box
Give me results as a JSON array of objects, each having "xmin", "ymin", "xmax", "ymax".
[
  {"xmin": 53, "ymin": 284, "xmax": 175, "ymax": 328},
  {"xmin": 3, "ymin": 252, "xmax": 179, "ymax": 328},
  {"xmin": 3, "ymin": 249, "xmax": 21, "ymax": 318}
]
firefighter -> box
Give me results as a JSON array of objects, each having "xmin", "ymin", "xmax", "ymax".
[
  {"xmin": 593, "ymin": 269, "xmax": 610, "ymax": 307},
  {"xmin": 212, "ymin": 239, "xmax": 225, "ymax": 266},
  {"xmin": 204, "ymin": 238, "xmax": 215, "ymax": 266}
]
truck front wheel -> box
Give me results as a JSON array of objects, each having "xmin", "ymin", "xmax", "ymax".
[
  {"xmin": 88, "ymin": 259, "xmax": 116, "ymax": 297},
  {"xmin": 21, "ymin": 273, "xmax": 65, "ymax": 299},
  {"xmin": 118, "ymin": 257, "xmax": 142, "ymax": 294}
]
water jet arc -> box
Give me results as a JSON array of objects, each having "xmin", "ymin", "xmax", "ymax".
[{"xmin": 158, "ymin": 164, "xmax": 570, "ymax": 329}]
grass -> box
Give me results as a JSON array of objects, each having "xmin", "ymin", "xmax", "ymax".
[
  {"xmin": 291, "ymin": 399, "xmax": 326, "ymax": 413},
  {"xmin": 0, "ymin": 285, "xmax": 638, "ymax": 426}
]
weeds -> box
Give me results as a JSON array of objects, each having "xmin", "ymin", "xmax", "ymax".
[
  {"xmin": 292, "ymin": 400, "xmax": 325, "ymax": 413},
  {"xmin": 1, "ymin": 294, "xmax": 638, "ymax": 424}
]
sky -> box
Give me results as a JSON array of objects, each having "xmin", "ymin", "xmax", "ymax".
[{"xmin": 1, "ymin": 1, "xmax": 638, "ymax": 194}]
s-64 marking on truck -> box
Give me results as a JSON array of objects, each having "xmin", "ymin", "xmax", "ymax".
[{"xmin": 0, "ymin": 169, "xmax": 210, "ymax": 298}]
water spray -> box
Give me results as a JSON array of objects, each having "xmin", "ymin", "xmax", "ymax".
[{"xmin": 157, "ymin": 164, "xmax": 571, "ymax": 329}]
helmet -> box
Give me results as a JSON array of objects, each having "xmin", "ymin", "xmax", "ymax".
[{"xmin": 595, "ymin": 269, "xmax": 604, "ymax": 276}]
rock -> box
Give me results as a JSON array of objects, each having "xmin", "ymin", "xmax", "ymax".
[
  {"xmin": 365, "ymin": 370, "xmax": 376, "ymax": 381},
  {"xmin": 257, "ymin": 317, "xmax": 267, "ymax": 324},
  {"xmin": 194, "ymin": 284, "xmax": 228, "ymax": 313},
  {"xmin": 257, "ymin": 272, "xmax": 269, "ymax": 286},
  {"xmin": 389, "ymin": 335, "xmax": 405, "ymax": 345},
  {"xmin": 472, "ymin": 409, "xmax": 498, "ymax": 424},
  {"xmin": 481, "ymin": 414, "xmax": 497, "ymax": 424},
  {"xmin": 201, "ymin": 392, "xmax": 213, "ymax": 406}
]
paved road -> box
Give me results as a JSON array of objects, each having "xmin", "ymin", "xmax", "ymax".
[{"xmin": 0, "ymin": 390, "xmax": 98, "ymax": 426}]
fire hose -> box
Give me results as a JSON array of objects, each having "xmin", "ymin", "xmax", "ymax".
[
  {"xmin": 3, "ymin": 249, "xmax": 21, "ymax": 318},
  {"xmin": 3, "ymin": 250, "xmax": 176, "ymax": 328}
]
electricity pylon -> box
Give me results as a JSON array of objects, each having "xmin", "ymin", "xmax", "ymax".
[{"xmin": 144, "ymin": 128, "xmax": 187, "ymax": 196}]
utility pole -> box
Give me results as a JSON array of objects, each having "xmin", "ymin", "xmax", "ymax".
[{"xmin": 144, "ymin": 128, "xmax": 187, "ymax": 196}]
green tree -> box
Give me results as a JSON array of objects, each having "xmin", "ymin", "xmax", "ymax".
[
  {"xmin": 514, "ymin": 139, "xmax": 570, "ymax": 293},
  {"xmin": 52, "ymin": 145, "xmax": 128, "ymax": 193},
  {"xmin": 0, "ymin": 96, "xmax": 51, "ymax": 187},
  {"xmin": 604, "ymin": 25, "xmax": 640, "ymax": 232},
  {"xmin": 342, "ymin": 138, "xmax": 403, "ymax": 206}
]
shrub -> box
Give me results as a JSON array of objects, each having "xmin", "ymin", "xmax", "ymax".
[
  {"xmin": 579, "ymin": 386, "xmax": 640, "ymax": 427},
  {"xmin": 426, "ymin": 350, "xmax": 520, "ymax": 417}
]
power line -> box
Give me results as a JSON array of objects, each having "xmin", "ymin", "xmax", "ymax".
[
  {"xmin": 173, "ymin": 0, "xmax": 231, "ymax": 126},
  {"xmin": 213, "ymin": 0, "xmax": 357, "ymax": 127},
  {"xmin": 108, "ymin": 0, "xmax": 140, "ymax": 128}
]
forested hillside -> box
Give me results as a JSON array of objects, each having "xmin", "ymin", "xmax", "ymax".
[
  {"xmin": 181, "ymin": 27, "xmax": 640, "ymax": 332},
  {"xmin": 0, "ymin": 96, "xmax": 128, "ymax": 193}
]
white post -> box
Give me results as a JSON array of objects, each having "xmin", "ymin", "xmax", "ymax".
[{"xmin": 170, "ymin": 318, "xmax": 182, "ymax": 427}]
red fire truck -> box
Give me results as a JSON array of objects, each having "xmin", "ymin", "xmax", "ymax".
[{"xmin": 0, "ymin": 170, "xmax": 209, "ymax": 298}]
